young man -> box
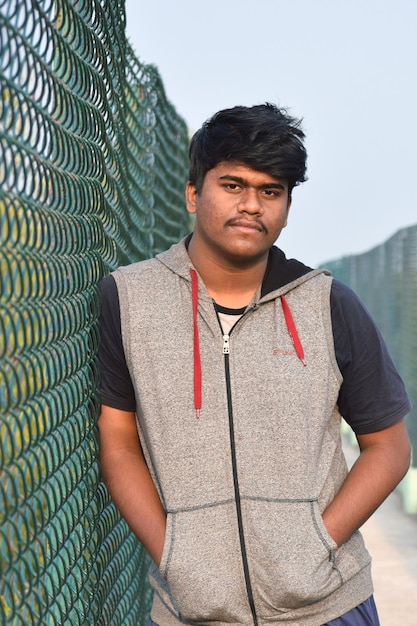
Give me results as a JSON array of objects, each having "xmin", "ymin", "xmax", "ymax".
[{"xmin": 98, "ymin": 104, "xmax": 411, "ymax": 626}]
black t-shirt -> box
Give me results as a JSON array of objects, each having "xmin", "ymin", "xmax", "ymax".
[{"xmin": 99, "ymin": 252, "xmax": 411, "ymax": 435}]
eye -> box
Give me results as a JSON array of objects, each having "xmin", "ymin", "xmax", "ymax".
[
  {"xmin": 262, "ymin": 188, "xmax": 281, "ymax": 197},
  {"xmin": 223, "ymin": 183, "xmax": 241, "ymax": 191}
]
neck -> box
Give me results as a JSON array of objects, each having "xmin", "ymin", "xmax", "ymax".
[{"xmin": 187, "ymin": 237, "xmax": 269, "ymax": 308}]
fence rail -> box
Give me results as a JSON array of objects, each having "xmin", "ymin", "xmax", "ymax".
[{"xmin": 1, "ymin": 0, "xmax": 190, "ymax": 624}]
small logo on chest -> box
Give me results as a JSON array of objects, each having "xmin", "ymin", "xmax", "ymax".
[{"xmin": 272, "ymin": 348, "xmax": 297, "ymax": 356}]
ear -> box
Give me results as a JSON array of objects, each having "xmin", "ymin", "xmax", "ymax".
[{"xmin": 185, "ymin": 181, "xmax": 198, "ymax": 214}]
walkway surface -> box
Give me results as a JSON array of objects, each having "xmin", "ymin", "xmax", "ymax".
[{"xmin": 343, "ymin": 438, "xmax": 417, "ymax": 625}]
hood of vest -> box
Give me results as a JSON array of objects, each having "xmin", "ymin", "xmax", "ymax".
[{"xmin": 156, "ymin": 237, "xmax": 331, "ymax": 418}]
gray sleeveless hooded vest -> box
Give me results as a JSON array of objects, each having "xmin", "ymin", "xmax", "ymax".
[{"xmin": 112, "ymin": 239, "xmax": 373, "ymax": 626}]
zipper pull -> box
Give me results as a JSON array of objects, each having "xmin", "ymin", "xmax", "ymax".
[{"xmin": 222, "ymin": 334, "xmax": 230, "ymax": 354}]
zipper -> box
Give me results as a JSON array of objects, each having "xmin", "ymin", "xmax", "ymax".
[{"xmin": 217, "ymin": 308, "xmax": 259, "ymax": 626}]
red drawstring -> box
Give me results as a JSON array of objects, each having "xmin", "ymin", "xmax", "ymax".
[
  {"xmin": 280, "ymin": 295, "xmax": 306, "ymax": 366},
  {"xmin": 190, "ymin": 277, "xmax": 304, "ymax": 419},
  {"xmin": 190, "ymin": 269, "xmax": 202, "ymax": 417}
]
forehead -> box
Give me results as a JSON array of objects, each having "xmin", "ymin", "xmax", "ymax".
[{"xmin": 206, "ymin": 161, "xmax": 288, "ymax": 187}]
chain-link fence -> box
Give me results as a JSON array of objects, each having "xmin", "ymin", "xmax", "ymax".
[
  {"xmin": 325, "ymin": 225, "xmax": 417, "ymax": 479},
  {"xmin": 1, "ymin": 0, "xmax": 190, "ymax": 624}
]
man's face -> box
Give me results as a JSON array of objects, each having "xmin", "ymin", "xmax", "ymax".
[{"xmin": 186, "ymin": 162, "xmax": 291, "ymax": 267}]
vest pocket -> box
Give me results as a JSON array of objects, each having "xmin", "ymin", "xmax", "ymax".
[
  {"xmin": 154, "ymin": 503, "xmax": 250, "ymax": 623},
  {"xmin": 245, "ymin": 499, "xmax": 343, "ymax": 613},
  {"xmin": 158, "ymin": 511, "xmax": 174, "ymax": 578}
]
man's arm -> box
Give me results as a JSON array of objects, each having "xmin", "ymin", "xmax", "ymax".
[
  {"xmin": 98, "ymin": 404, "xmax": 166, "ymax": 565},
  {"xmin": 322, "ymin": 419, "xmax": 411, "ymax": 547}
]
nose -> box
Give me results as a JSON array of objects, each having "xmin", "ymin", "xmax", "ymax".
[{"xmin": 237, "ymin": 188, "xmax": 262, "ymax": 214}]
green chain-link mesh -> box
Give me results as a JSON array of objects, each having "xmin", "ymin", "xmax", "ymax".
[
  {"xmin": 1, "ymin": 0, "xmax": 190, "ymax": 623},
  {"xmin": 324, "ymin": 225, "xmax": 417, "ymax": 467}
]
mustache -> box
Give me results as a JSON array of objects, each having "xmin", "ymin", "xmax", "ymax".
[{"xmin": 225, "ymin": 217, "xmax": 268, "ymax": 234}]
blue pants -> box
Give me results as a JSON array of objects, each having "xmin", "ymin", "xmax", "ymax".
[
  {"xmin": 150, "ymin": 595, "xmax": 380, "ymax": 626},
  {"xmin": 324, "ymin": 596, "xmax": 380, "ymax": 625}
]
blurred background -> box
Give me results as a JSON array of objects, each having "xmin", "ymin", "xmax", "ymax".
[{"xmin": 125, "ymin": 0, "xmax": 417, "ymax": 267}]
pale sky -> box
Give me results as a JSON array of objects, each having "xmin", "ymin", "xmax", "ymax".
[{"xmin": 125, "ymin": 0, "xmax": 416, "ymax": 267}]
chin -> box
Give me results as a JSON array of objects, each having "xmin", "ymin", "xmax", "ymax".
[{"xmin": 224, "ymin": 248, "xmax": 269, "ymax": 267}]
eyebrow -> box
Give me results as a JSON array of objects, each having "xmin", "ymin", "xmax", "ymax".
[{"xmin": 218, "ymin": 175, "xmax": 287, "ymax": 190}]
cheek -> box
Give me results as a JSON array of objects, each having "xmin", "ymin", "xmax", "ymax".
[
  {"xmin": 196, "ymin": 206, "xmax": 222, "ymax": 236},
  {"xmin": 198, "ymin": 199, "xmax": 225, "ymax": 226},
  {"xmin": 268, "ymin": 212, "xmax": 288, "ymax": 235}
]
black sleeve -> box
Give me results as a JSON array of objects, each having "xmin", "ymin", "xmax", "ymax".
[
  {"xmin": 331, "ymin": 279, "xmax": 411, "ymax": 434},
  {"xmin": 98, "ymin": 274, "xmax": 137, "ymax": 411}
]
